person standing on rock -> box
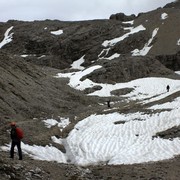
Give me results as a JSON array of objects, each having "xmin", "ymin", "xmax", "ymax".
[{"xmin": 10, "ymin": 122, "xmax": 23, "ymax": 160}]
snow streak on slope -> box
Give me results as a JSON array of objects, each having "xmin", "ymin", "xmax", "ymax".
[
  {"xmin": 70, "ymin": 55, "xmax": 85, "ymax": 70},
  {"xmin": 98, "ymin": 48, "xmax": 110, "ymax": 58},
  {"xmin": 122, "ymin": 20, "xmax": 134, "ymax": 25},
  {"xmin": 177, "ymin": 39, "xmax": 180, "ymax": 46},
  {"xmin": 105, "ymin": 53, "xmax": 120, "ymax": 60},
  {"xmin": 98, "ymin": 21, "xmax": 147, "ymax": 60},
  {"xmin": 56, "ymin": 65, "xmax": 102, "ymax": 90},
  {"xmin": 149, "ymin": 97, "xmax": 180, "ymax": 110},
  {"xmin": 132, "ymin": 28, "xmax": 159, "ymax": 56},
  {"xmin": 98, "ymin": 48, "xmax": 120, "ymax": 61},
  {"xmin": 102, "ymin": 25, "xmax": 146, "ymax": 47},
  {"xmin": 0, "ymin": 26, "xmax": 13, "ymax": 48}
]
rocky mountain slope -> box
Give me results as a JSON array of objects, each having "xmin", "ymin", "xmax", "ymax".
[
  {"xmin": 0, "ymin": 0, "xmax": 180, "ymax": 179},
  {"xmin": 0, "ymin": 1, "xmax": 179, "ymax": 70}
]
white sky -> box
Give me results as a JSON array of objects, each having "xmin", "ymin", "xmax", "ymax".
[{"xmin": 0, "ymin": 0, "xmax": 176, "ymax": 22}]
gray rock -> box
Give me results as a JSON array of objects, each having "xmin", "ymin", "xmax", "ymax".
[{"xmin": 109, "ymin": 12, "xmax": 136, "ymax": 21}]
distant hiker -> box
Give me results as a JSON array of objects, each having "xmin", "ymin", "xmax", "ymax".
[
  {"xmin": 166, "ymin": 85, "xmax": 170, "ymax": 92},
  {"xmin": 107, "ymin": 100, "xmax": 111, "ymax": 108},
  {"xmin": 10, "ymin": 122, "xmax": 23, "ymax": 160}
]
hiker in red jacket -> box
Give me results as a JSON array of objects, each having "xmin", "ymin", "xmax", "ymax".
[{"xmin": 10, "ymin": 122, "xmax": 23, "ymax": 160}]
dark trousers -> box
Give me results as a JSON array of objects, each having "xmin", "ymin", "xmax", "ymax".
[{"xmin": 10, "ymin": 140, "xmax": 22, "ymax": 160}]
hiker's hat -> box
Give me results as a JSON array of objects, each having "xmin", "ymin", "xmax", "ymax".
[{"xmin": 10, "ymin": 122, "xmax": 16, "ymax": 126}]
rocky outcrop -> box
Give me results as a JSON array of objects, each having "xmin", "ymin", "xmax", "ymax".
[
  {"xmin": 164, "ymin": 0, "xmax": 180, "ymax": 9},
  {"xmin": 82, "ymin": 56, "xmax": 178, "ymax": 84},
  {"xmin": 109, "ymin": 13, "xmax": 136, "ymax": 21},
  {"xmin": 156, "ymin": 51, "xmax": 180, "ymax": 71}
]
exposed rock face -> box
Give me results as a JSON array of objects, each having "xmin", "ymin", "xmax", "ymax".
[
  {"xmin": 109, "ymin": 13, "xmax": 136, "ymax": 21},
  {"xmin": 82, "ymin": 56, "xmax": 178, "ymax": 84},
  {"xmin": 156, "ymin": 51, "xmax": 180, "ymax": 71},
  {"xmin": 1, "ymin": 20, "xmax": 123, "ymax": 69},
  {"xmin": 107, "ymin": 31, "xmax": 150, "ymax": 57},
  {"xmin": 0, "ymin": 52, "xmax": 96, "ymax": 120}
]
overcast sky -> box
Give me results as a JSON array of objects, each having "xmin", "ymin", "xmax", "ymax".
[{"xmin": 0, "ymin": 0, "xmax": 175, "ymax": 22}]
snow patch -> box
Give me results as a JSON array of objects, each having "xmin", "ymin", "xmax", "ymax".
[
  {"xmin": 102, "ymin": 25, "xmax": 146, "ymax": 47},
  {"xmin": 132, "ymin": 28, "xmax": 159, "ymax": 56},
  {"xmin": 20, "ymin": 54, "xmax": 36, "ymax": 57},
  {"xmin": 0, "ymin": 26, "xmax": 14, "ymax": 48},
  {"xmin": 38, "ymin": 55, "xmax": 46, "ymax": 59},
  {"xmin": 105, "ymin": 53, "xmax": 120, "ymax": 60},
  {"xmin": 122, "ymin": 20, "xmax": 134, "ymax": 25},
  {"xmin": 0, "ymin": 142, "xmax": 67, "ymax": 163},
  {"xmin": 20, "ymin": 55, "xmax": 29, "ymax": 58},
  {"xmin": 51, "ymin": 136, "xmax": 63, "ymax": 144},
  {"xmin": 161, "ymin": 13, "xmax": 168, "ymax": 20},
  {"xmin": 177, "ymin": 39, "xmax": 180, "ymax": 46},
  {"xmin": 51, "ymin": 29, "xmax": 63, "ymax": 35},
  {"xmin": 175, "ymin": 71, "xmax": 180, "ymax": 75},
  {"xmin": 43, "ymin": 117, "xmax": 70, "ymax": 131},
  {"xmin": 56, "ymin": 65, "xmax": 102, "ymax": 91},
  {"xmin": 70, "ymin": 55, "xmax": 85, "ymax": 70}
]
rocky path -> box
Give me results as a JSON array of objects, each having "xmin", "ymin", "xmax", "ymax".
[{"xmin": 1, "ymin": 150, "xmax": 180, "ymax": 180}]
